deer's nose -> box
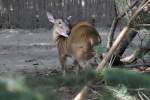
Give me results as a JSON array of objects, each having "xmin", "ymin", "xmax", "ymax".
[{"xmin": 66, "ymin": 30, "xmax": 70, "ymax": 34}]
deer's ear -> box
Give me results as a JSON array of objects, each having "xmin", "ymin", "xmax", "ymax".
[
  {"xmin": 67, "ymin": 16, "xmax": 72, "ymax": 21},
  {"xmin": 47, "ymin": 12, "xmax": 55, "ymax": 23}
]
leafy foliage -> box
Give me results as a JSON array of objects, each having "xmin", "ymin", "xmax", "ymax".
[
  {"xmin": 1, "ymin": 68, "xmax": 150, "ymax": 100},
  {"xmin": 101, "ymin": 68, "xmax": 150, "ymax": 88},
  {"xmin": 95, "ymin": 68, "xmax": 150, "ymax": 100},
  {"xmin": 107, "ymin": 85, "xmax": 137, "ymax": 100},
  {"xmin": 0, "ymin": 76, "xmax": 43, "ymax": 100}
]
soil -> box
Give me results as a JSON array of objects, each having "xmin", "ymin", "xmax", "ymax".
[{"xmin": 0, "ymin": 28, "xmax": 149, "ymax": 76}]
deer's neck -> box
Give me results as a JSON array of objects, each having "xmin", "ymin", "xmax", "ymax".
[{"xmin": 56, "ymin": 35, "xmax": 70, "ymax": 54}]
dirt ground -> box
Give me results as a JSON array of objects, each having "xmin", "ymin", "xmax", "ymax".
[
  {"xmin": 0, "ymin": 29, "xmax": 59, "ymax": 75},
  {"xmin": 0, "ymin": 28, "xmax": 107, "ymax": 76},
  {"xmin": 0, "ymin": 28, "xmax": 149, "ymax": 76}
]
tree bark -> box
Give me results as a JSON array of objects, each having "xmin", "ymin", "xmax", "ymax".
[
  {"xmin": 106, "ymin": 0, "xmax": 139, "ymax": 50},
  {"xmin": 97, "ymin": 26, "xmax": 130, "ymax": 70},
  {"xmin": 112, "ymin": 29, "xmax": 138, "ymax": 65}
]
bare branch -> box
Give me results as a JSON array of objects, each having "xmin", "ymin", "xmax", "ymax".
[
  {"xmin": 107, "ymin": 0, "xmax": 139, "ymax": 50},
  {"xmin": 97, "ymin": 0, "xmax": 150, "ymax": 71},
  {"xmin": 136, "ymin": 24, "xmax": 150, "ymax": 27},
  {"xmin": 97, "ymin": 27, "xmax": 129, "ymax": 70},
  {"xmin": 73, "ymin": 86, "xmax": 88, "ymax": 100},
  {"xmin": 128, "ymin": 0, "xmax": 150, "ymax": 26},
  {"xmin": 118, "ymin": 63, "xmax": 150, "ymax": 68}
]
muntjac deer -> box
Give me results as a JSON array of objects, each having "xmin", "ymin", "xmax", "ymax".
[{"xmin": 47, "ymin": 12, "xmax": 101, "ymax": 75}]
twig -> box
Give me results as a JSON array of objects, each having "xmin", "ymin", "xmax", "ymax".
[
  {"xmin": 89, "ymin": 88, "xmax": 102, "ymax": 97},
  {"xmin": 141, "ymin": 92, "xmax": 150, "ymax": 100},
  {"xmin": 117, "ymin": 0, "xmax": 139, "ymax": 20},
  {"xmin": 136, "ymin": 24, "xmax": 150, "ymax": 27},
  {"xmin": 128, "ymin": 88, "xmax": 150, "ymax": 91},
  {"xmin": 120, "ymin": 63, "xmax": 150, "ymax": 68},
  {"xmin": 128, "ymin": 0, "xmax": 150, "ymax": 26},
  {"xmin": 138, "ymin": 91, "xmax": 145, "ymax": 100}
]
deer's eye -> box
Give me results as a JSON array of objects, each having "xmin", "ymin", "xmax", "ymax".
[{"xmin": 58, "ymin": 21, "xmax": 62, "ymax": 24}]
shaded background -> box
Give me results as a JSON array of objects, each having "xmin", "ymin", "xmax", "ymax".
[
  {"xmin": 0, "ymin": 0, "xmax": 115, "ymax": 29},
  {"xmin": 0, "ymin": 0, "xmax": 115, "ymax": 74}
]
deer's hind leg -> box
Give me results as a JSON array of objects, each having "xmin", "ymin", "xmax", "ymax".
[{"xmin": 74, "ymin": 48, "xmax": 92, "ymax": 70}]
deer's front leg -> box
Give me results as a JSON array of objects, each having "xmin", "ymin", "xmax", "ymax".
[{"xmin": 59, "ymin": 54, "xmax": 67, "ymax": 76}]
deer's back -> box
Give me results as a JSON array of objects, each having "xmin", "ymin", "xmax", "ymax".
[{"xmin": 68, "ymin": 21, "xmax": 101, "ymax": 59}]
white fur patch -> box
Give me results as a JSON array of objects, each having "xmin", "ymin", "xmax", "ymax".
[{"xmin": 59, "ymin": 32, "xmax": 69, "ymax": 37}]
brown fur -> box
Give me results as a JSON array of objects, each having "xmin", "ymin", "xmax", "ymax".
[{"xmin": 55, "ymin": 21, "xmax": 101, "ymax": 72}]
